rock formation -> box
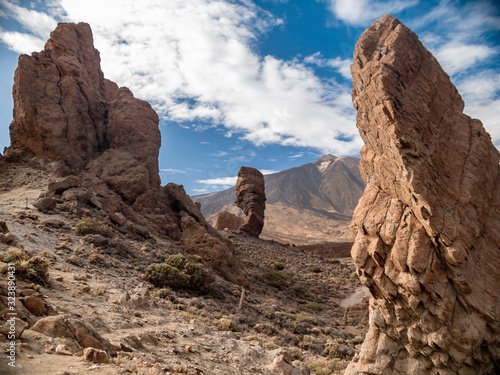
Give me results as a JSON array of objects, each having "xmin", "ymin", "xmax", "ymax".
[
  {"xmin": 235, "ymin": 166, "xmax": 266, "ymax": 237},
  {"xmin": 346, "ymin": 15, "xmax": 500, "ymax": 374},
  {"xmin": 212, "ymin": 211, "xmax": 244, "ymax": 231},
  {"xmin": 4, "ymin": 22, "xmax": 245, "ymax": 286}
]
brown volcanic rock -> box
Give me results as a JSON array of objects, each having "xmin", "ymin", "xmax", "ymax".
[
  {"xmin": 5, "ymin": 22, "xmax": 245, "ymax": 286},
  {"xmin": 6, "ymin": 23, "xmax": 109, "ymax": 168},
  {"xmin": 6, "ymin": 22, "xmax": 160, "ymax": 203},
  {"xmin": 346, "ymin": 15, "xmax": 500, "ymax": 375},
  {"xmin": 212, "ymin": 211, "xmax": 244, "ymax": 231},
  {"xmin": 235, "ymin": 166, "xmax": 266, "ymax": 237}
]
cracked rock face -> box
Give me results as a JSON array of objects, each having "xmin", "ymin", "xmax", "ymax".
[
  {"xmin": 346, "ymin": 15, "xmax": 500, "ymax": 374},
  {"xmin": 235, "ymin": 166, "xmax": 266, "ymax": 237}
]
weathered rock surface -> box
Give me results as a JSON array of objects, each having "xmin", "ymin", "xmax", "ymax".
[
  {"xmin": 31, "ymin": 314, "xmax": 116, "ymax": 355},
  {"xmin": 346, "ymin": 14, "xmax": 500, "ymax": 375},
  {"xmin": 235, "ymin": 167, "xmax": 266, "ymax": 237},
  {"xmin": 212, "ymin": 211, "xmax": 244, "ymax": 231},
  {"xmin": 4, "ymin": 22, "xmax": 245, "ymax": 286}
]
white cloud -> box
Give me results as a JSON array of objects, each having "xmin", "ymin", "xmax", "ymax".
[
  {"xmin": 1, "ymin": 2, "xmax": 57, "ymax": 38},
  {"xmin": 433, "ymin": 42, "xmax": 497, "ymax": 76},
  {"xmin": 0, "ymin": 0, "xmax": 362, "ymax": 156},
  {"xmin": 0, "ymin": 30, "xmax": 45, "ymax": 54},
  {"xmin": 209, "ymin": 151, "xmax": 229, "ymax": 157},
  {"xmin": 196, "ymin": 168, "xmax": 279, "ymax": 188},
  {"xmin": 304, "ymin": 52, "xmax": 352, "ymax": 79},
  {"xmin": 328, "ymin": 0, "xmax": 418, "ymax": 26},
  {"xmin": 191, "ymin": 188, "xmax": 210, "ymax": 194},
  {"xmin": 457, "ymin": 71, "xmax": 500, "ymax": 147},
  {"xmin": 408, "ymin": 1, "xmax": 500, "ymax": 146},
  {"xmin": 160, "ymin": 168, "xmax": 187, "ymax": 174},
  {"xmin": 196, "ymin": 176, "xmax": 237, "ymax": 186}
]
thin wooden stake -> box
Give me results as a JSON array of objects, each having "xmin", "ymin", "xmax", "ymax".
[{"xmin": 237, "ymin": 288, "xmax": 246, "ymax": 311}]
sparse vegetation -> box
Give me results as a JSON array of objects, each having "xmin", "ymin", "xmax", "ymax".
[
  {"xmin": 3, "ymin": 247, "xmax": 27, "ymax": 263},
  {"xmin": 264, "ymin": 271, "xmax": 291, "ymax": 288},
  {"xmin": 242, "ymin": 259, "xmax": 256, "ymax": 267},
  {"xmin": 75, "ymin": 217, "xmax": 113, "ymax": 237},
  {"xmin": 274, "ymin": 261, "xmax": 285, "ymax": 270},
  {"xmin": 1, "ymin": 250, "xmax": 49, "ymax": 284},
  {"xmin": 144, "ymin": 253, "xmax": 214, "ymax": 293},
  {"xmin": 287, "ymin": 284, "xmax": 312, "ymax": 298},
  {"xmin": 307, "ymin": 264, "xmax": 322, "ymax": 273}
]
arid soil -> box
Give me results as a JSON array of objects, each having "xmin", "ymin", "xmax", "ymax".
[{"xmin": 0, "ymin": 161, "xmax": 368, "ymax": 375}]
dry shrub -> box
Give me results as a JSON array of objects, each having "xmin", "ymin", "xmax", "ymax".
[
  {"xmin": 75, "ymin": 217, "xmax": 113, "ymax": 237},
  {"xmin": 264, "ymin": 272, "xmax": 291, "ymax": 288},
  {"xmin": 144, "ymin": 253, "xmax": 214, "ymax": 293},
  {"xmin": 1, "ymin": 248, "xmax": 49, "ymax": 284}
]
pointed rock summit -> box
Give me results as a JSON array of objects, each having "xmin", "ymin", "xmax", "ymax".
[
  {"xmin": 6, "ymin": 22, "xmax": 160, "ymax": 201},
  {"xmin": 4, "ymin": 22, "xmax": 245, "ymax": 286},
  {"xmin": 346, "ymin": 14, "xmax": 500, "ymax": 374}
]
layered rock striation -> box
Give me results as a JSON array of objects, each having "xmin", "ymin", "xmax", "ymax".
[
  {"xmin": 346, "ymin": 15, "xmax": 500, "ymax": 374},
  {"xmin": 4, "ymin": 22, "xmax": 244, "ymax": 286},
  {"xmin": 235, "ymin": 166, "xmax": 266, "ymax": 237}
]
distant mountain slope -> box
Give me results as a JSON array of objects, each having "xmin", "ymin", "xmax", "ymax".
[{"xmin": 194, "ymin": 155, "xmax": 365, "ymax": 245}]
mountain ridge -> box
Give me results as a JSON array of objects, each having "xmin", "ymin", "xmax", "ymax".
[{"xmin": 194, "ymin": 154, "xmax": 365, "ymax": 245}]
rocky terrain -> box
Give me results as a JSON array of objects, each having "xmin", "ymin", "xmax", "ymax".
[
  {"xmin": 346, "ymin": 14, "xmax": 500, "ymax": 374},
  {"xmin": 195, "ymin": 155, "xmax": 364, "ymax": 245},
  {"xmin": 2, "ymin": 12, "xmax": 498, "ymax": 375},
  {"xmin": 0, "ymin": 21, "xmax": 368, "ymax": 375},
  {"xmin": 0, "ymin": 160, "xmax": 367, "ymax": 375}
]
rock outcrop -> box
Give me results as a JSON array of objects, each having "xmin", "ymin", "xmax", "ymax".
[
  {"xmin": 212, "ymin": 211, "xmax": 244, "ymax": 231},
  {"xmin": 346, "ymin": 15, "xmax": 500, "ymax": 374},
  {"xmin": 5, "ymin": 22, "xmax": 160, "ymax": 202},
  {"xmin": 235, "ymin": 167, "xmax": 266, "ymax": 237},
  {"xmin": 4, "ymin": 22, "xmax": 245, "ymax": 286}
]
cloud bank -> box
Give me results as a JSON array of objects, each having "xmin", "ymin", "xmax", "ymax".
[
  {"xmin": 0, "ymin": 0, "xmax": 362, "ymax": 156},
  {"xmin": 1, "ymin": 0, "xmax": 498, "ymax": 152}
]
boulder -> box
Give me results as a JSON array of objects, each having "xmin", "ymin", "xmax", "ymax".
[
  {"xmin": 345, "ymin": 14, "xmax": 500, "ymax": 375},
  {"xmin": 30, "ymin": 314, "xmax": 116, "ymax": 356},
  {"xmin": 83, "ymin": 347, "xmax": 109, "ymax": 363},
  {"xmin": 212, "ymin": 211, "xmax": 244, "ymax": 230}
]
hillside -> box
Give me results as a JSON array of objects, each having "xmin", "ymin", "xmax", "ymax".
[
  {"xmin": 0, "ymin": 159, "xmax": 368, "ymax": 375},
  {"xmin": 194, "ymin": 155, "xmax": 365, "ymax": 245}
]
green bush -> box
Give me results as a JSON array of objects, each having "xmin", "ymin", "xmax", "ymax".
[
  {"xmin": 264, "ymin": 272, "xmax": 291, "ymax": 288},
  {"xmin": 307, "ymin": 302, "xmax": 324, "ymax": 311},
  {"xmin": 307, "ymin": 264, "xmax": 322, "ymax": 273},
  {"xmin": 274, "ymin": 262, "xmax": 285, "ymax": 270},
  {"xmin": 144, "ymin": 253, "xmax": 214, "ymax": 293},
  {"xmin": 287, "ymin": 284, "xmax": 311, "ymax": 298},
  {"xmin": 3, "ymin": 247, "xmax": 28, "ymax": 263},
  {"xmin": 75, "ymin": 217, "xmax": 113, "ymax": 237},
  {"xmin": 166, "ymin": 253, "xmax": 188, "ymax": 270}
]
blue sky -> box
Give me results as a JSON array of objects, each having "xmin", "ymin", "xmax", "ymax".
[{"xmin": 0, "ymin": 0, "xmax": 499, "ymax": 195}]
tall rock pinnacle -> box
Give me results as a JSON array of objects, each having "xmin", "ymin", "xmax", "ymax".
[
  {"xmin": 5, "ymin": 22, "xmax": 160, "ymax": 201},
  {"xmin": 346, "ymin": 14, "xmax": 500, "ymax": 374},
  {"xmin": 235, "ymin": 166, "xmax": 266, "ymax": 237},
  {"xmin": 4, "ymin": 22, "xmax": 245, "ymax": 286}
]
